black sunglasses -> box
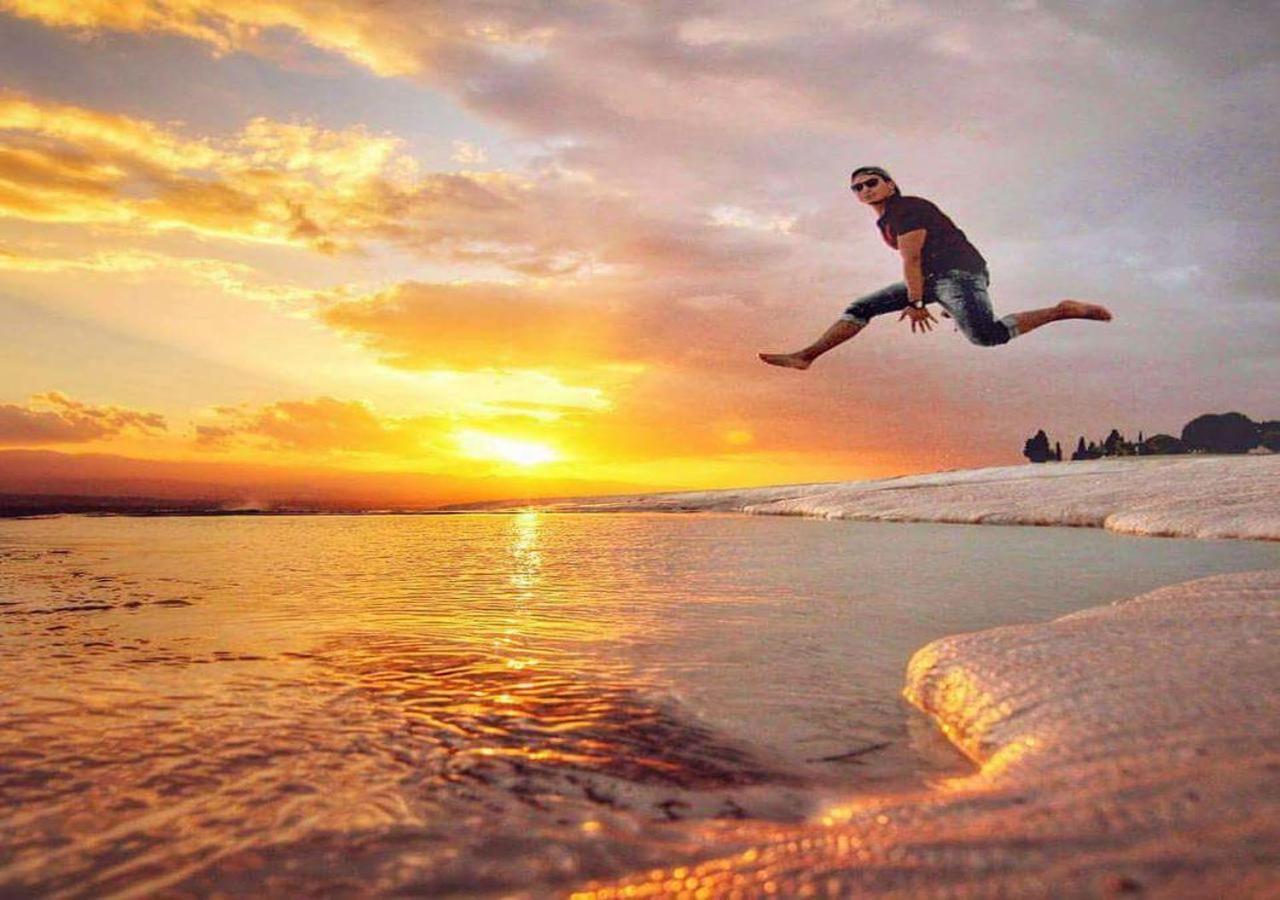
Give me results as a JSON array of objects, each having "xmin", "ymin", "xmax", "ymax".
[{"xmin": 851, "ymin": 177, "xmax": 881, "ymax": 193}]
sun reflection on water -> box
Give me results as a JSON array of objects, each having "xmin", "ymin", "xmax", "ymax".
[
  {"xmin": 509, "ymin": 509, "xmax": 543, "ymax": 593},
  {"xmin": 0, "ymin": 514, "xmax": 804, "ymax": 896}
]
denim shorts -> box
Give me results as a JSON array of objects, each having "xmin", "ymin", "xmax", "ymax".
[{"xmin": 840, "ymin": 269, "xmax": 1019, "ymax": 346}]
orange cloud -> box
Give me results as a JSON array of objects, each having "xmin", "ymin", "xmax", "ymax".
[
  {"xmin": 316, "ymin": 274, "xmax": 790, "ymax": 385},
  {"xmin": 318, "ymin": 281, "xmax": 617, "ymax": 371},
  {"xmin": 0, "ymin": 0, "xmax": 437, "ymax": 77},
  {"xmin": 311, "ymin": 280, "xmax": 853, "ymax": 465},
  {"xmin": 0, "ymin": 391, "xmax": 166, "ymax": 446},
  {"xmin": 1, "ymin": 90, "xmax": 797, "ymax": 311},
  {"xmin": 189, "ymin": 385, "xmax": 755, "ymax": 473},
  {"xmin": 0, "ymin": 0, "xmax": 565, "ymax": 78},
  {"xmin": 195, "ymin": 394, "xmax": 563, "ymax": 457},
  {"xmin": 0, "ymin": 93, "xmax": 678, "ymax": 274},
  {"xmin": 197, "ymin": 396, "xmax": 424, "ymax": 455},
  {"xmin": 0, "ymin": 93, "xmax": 427, "ymax": 251},
  {"xmin": 308, "ymin": 275, "xmax": 855, "ymax": 472},
  {"xmin": 193, "ymin": 395, "xmax": 607, "ymax": 480},
  {"xmin": 0, "ymin": 244, "xmax": 340, "ymax": 307}
]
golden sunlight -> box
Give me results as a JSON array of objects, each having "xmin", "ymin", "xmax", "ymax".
[{"xmin": 455, "ymin": 429, "xmax": 561, "ymax": 467}]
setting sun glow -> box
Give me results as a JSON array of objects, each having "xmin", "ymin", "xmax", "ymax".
[{"xmin": 456, "ymin": 430, "xmax": 562, "ymax": 467}]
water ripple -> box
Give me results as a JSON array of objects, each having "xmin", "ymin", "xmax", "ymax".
[{"xmin": 3, "ymin": 513, "xmax": 1278, "ymax": 896}]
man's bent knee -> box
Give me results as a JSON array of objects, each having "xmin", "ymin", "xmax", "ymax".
[{"xmin": 964, "ymin": 323, "xmax": 1012, "ymax": 347}]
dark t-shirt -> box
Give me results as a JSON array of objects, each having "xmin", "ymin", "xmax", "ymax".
[{"xmin": 876, "ymin": 194, "xmax": 987, "ymax": 277}]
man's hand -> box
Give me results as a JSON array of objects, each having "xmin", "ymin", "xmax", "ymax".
[{"xmin": 899, "ymin": 304, "xmax": 938, "ymax": 333}]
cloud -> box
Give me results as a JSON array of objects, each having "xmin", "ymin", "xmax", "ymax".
[
  {"xmin": 319, "ymin": 280, "xmax": 615, "ymax": 371},
  {"xmin": 196, "ymin": 396, "xmax": 424, "ymax": 454},
  {"xmin": 0, "ymin": 91, "xmax": 796, "ymax": 290},
  {"xmin": 0, "ymin": 0, "xmax": 565, "ymax": 78},
  {"xmin": 316, "ymin": 274, "xmax": 796, "ymax": 379},
  {"xmin": 196, "ymin": 395, "xmax": 587, "ymax": 458},
  {"xmin": 309, "ymin": 275, "xmax": 969, "ymax": 468},
  {"xmin": 0, "ymin": 93, "xmax": 424, "ymax": 252},
  {"xmin": 0, "ymin": 391, "xmax": 166, "ymax": 446},
  {"xmin": 15, "ymin": 2, "xmax": 1272, "ymax": 171},
  {"xmin": 451, "ymin": 140, "xmax": 487, "ymax": 165},
  {"xmin": 0, "ymin": 46, "xmax": 879, "ymax": 475},
  {"xmin": 2, "ymin": 1, "xmax": 1275, "ymax": 487},
  {"xmin": 0, "ymin": 243, "xmax": 344, "ymax": 307},
  {"xmin": 188, "ymin": 380, "xmax": 842, "ymax": 473},
  {"xmin": 10, "ymin": 2, "xmax": 1273, "ymax": 288}
]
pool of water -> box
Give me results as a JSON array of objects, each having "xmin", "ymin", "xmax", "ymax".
[{"xmin": 2, "ymin": 513, "xmax": 1278, "ymax": 896}]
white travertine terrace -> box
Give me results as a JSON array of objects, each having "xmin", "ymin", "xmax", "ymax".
[
  {"xmin": 577, "ymin": 570, "xmax": 1280, "ymax": 897},
  {"xmin": 529, "ymin": 454, "xmax": 1280, "ymax": 542}
]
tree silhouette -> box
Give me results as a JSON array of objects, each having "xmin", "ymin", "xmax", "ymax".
[
  {"xmin": 1023, "ymin": 429, "xmax": 1053, "ymax": 463},
  {"xmin": 1027, "ymin": 413, "xmax": 1272, "ymax": 463},
  {"xmin": 1182, "ymin": 412, "xmax": 1259, "ymax": 454},
  {"xmin": 1260, "ymin": 420, "xmax": 1280, "ymax": 452},
  {"xmin": 1104, "ymin": 429, "xmax": 1124, "ymax": 456},
  {"xmin": 1144, "ymin": 433, "xmax": 1188, "ymax": 454}
]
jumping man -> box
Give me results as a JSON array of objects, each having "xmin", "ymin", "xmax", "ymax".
[{"xmin": 759, "ymin": 166, "xmax": 1112, "ymax": 370}]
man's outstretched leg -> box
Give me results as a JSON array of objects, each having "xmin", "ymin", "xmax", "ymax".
[
  {"xmin": 759, "ymin": 318, "xmax": 864, "ymax": 370},
  {"xmin": 933, "ymin": 273, "xmax": 1113, "ymax": 346},
  {"xmin": 1009, "ymin": 299, "xmax": 1112, "ymax": 338}
]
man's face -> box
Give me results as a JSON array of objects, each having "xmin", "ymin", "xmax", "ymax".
[{"xmin": 850, "ymin": 173, "xmax": 895, "ymax": 205}]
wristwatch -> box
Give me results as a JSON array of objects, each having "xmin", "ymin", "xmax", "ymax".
[{"xmin": 909, "ymin": 298, "xmax": 925, "ymax": 309}]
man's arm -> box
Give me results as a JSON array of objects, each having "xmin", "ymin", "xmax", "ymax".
[{"xmin": 897, "ymin": 229, "xmax": 927, "ymax": 303}]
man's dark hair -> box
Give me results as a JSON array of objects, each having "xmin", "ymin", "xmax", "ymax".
[{"xmin": 851, "ymin": 165, "xmax": 900, "ymax": 197}]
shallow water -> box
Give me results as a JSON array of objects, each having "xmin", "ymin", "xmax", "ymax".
[{"xmin": 2, "ymin": 513, "xmax": 1278, "ymax": 897}]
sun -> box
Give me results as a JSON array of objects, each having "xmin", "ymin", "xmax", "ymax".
[{"xmin": 455, "ymin": 430, "xmax": 561, "ymax": 467}]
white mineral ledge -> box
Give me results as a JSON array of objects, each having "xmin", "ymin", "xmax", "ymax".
[
  {"xmin": 572, "ymin": 457, "xmax": 1280, "ymax": 897},
  {"xmin": 543, "ymin": 454, "xmax": 1280, "ymax": 542}
]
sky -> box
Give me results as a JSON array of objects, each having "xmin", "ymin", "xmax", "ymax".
[{"xmin": 0, "ymin": 1, "xmax": 1276, "ymax": 507}]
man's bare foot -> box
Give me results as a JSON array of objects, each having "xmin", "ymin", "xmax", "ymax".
[
  {"xmin": 759, "ymin": 352, "xmax": 811, "ymax": 370},
  {"xmin": 1056, "ymin": 300, "xmax": 1113, "ymax": 322}
]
